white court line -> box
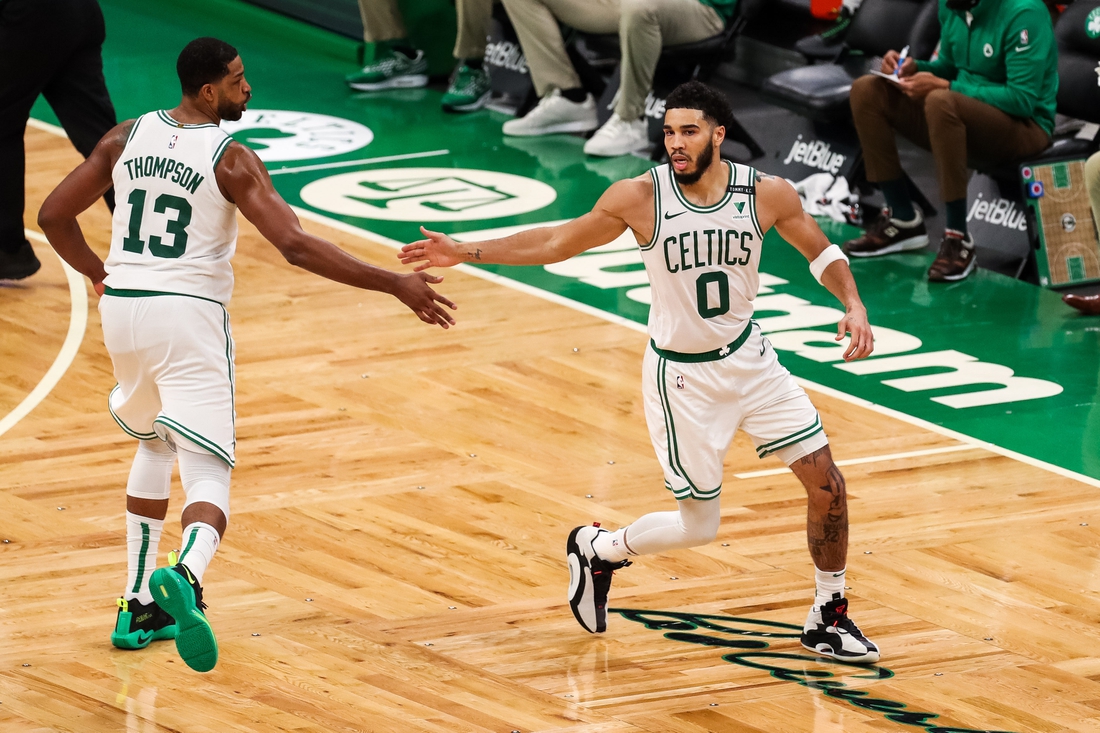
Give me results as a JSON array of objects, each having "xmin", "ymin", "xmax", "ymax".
[
  {"xmin": 734, "ymin": 444, "xmax": 981, "ymax": 480},
  {"xmin": 0, "ymin": 230, "xmax": 88, "ymax": 440},
  {"xmin": 268, "ymin": 149, "xmax": 450, "ymax": 176},
  {"xmin": 22, "ymin": 115, "xmax": 1100, "ymax": 490}
]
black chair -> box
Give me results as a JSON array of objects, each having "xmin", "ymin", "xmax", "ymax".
[{"xmin": 759, "ymin": 0, "xmax": 940, "ymax": 122}]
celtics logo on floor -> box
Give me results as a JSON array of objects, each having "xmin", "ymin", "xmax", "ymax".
[
  {"xmin": 300, "ymin": 167, "xmax": 558, "ymax": 222},
  {"xmin": 221, "ymin": 110, "xmax": 374, "ymax": 162}
]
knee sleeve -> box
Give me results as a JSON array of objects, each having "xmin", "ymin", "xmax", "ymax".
[
  {"xmin": 677, "ymin": 498, "xmax": 721, "ymax": 545},
  {"xmin": 125, "ymin": 439, "xmax": 176, "ymax": 501},
  {"xmin": 178, "ymin": 445, "xmax": 232, "ymax": 520}
]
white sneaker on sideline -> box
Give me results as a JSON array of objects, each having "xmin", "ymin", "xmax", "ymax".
[
  {"xmin": 583, "ymin": 113, "xmax": 650, "ymax": 157},
  {"xmin": 502, "ymin": 89, "xmax": 598, "ymax": 137}
]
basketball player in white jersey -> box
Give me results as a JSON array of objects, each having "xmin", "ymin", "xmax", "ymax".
[
  {"xmin": 38, "ymin": 37, "xmax": 457, "ymax": 672},
  {"xmin": 401, "ymin": 81, "xmax": 880, "ymax": 663}
]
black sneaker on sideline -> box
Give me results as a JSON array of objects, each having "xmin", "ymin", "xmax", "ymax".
[
  {"xmin": 801, "ymin": 596, "xmax": 880, "ymax": 663},
  {"xmin": 0, "ymin": 240, "xmax": 42, "ymax": 280},
  {"xmin": 844, "ymin": 210, "xmax": 929, "ymax": 258},
  {"xmin": 927, "ymin": 231, "xmax": 976, "ymax": 282},
  {"xmin": 566, "ymin": 524, "xmax": 631, "ymax": 633},
  {"xmin": 110, "ymin": 596, "xmax": 177, "ymax": 649},
  {"xmin": 150, "ymin": 562, "xmax": 218, "ymax": 672}
]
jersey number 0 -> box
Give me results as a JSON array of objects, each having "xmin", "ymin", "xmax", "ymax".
[{"xmin": 121, "ymin": 188, "xmax": 192, "ymax": 259}]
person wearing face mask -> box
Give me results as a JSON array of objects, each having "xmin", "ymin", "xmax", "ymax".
[{"xmin": 844, "ymin": 0, "xmax": 1058, "ymax": 282}]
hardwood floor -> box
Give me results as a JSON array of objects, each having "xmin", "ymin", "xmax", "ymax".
[{"xmin": 2, "ymin": 127, "xmax": 1099, "ymax": 732}]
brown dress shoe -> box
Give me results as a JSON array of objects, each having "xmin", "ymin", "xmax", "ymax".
[
  {"xmin": 844, "ymin": 209, "xmax": 929, "ymax": 258},
  {"xmin": 927, "ymin": 232, "xmax": 976, "ymax": 282},
  {"xmin": 1063, "ymin": 293, "xmax": 1100, "ymax": 315}
]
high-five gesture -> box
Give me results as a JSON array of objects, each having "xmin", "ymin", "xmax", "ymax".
[
  {"xmin": 391, "ymin": 271, "xmax": 457, "ymax": 328},
  {"xmin": 400, "ymin": 227, "xmax": 466, "ymax": 271}
]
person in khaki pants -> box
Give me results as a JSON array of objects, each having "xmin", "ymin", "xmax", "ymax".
[
  {"xmin": 500, "ymin": 0, "xmax": 732, "ymax": 157},
  {"xmin": 346, "ymin": 0, "xmax": 495, "ymax": 113}
]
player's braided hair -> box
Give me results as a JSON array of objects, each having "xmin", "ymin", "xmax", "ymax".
[
  {"xmin": 177, "ymin": 37, "xmax": 239, "ymax": 97},
  {"xmin": 665, "ymin": 81, "xmax": 734, "ymax": 131}
]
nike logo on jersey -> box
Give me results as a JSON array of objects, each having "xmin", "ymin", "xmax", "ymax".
[{"xmin": 664, "ymin": 211, "xmax": 686, "ymax": 219}]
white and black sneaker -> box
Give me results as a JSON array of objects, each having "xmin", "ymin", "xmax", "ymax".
[
  {"xmin": 566, "ymin": 524, "xmax": 631, "ymax": 633},
  {"xmin": 801, "ymin": 595, "xmax": 880, "ymax": 663}
]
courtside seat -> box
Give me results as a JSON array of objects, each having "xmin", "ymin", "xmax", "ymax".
[{"xmin": 759, "ymin": 0, "xmax": 939, "ymax": 121}]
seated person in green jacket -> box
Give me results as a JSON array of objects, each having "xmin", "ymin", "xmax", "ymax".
[{"xmin": 844, "ymin": 0, "xmax": 1057, "ymax": 282}]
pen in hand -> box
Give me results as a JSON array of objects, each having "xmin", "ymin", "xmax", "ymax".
[{"xmin": 894, "ymin": 45, "xmax": 910, "ymax": 78}]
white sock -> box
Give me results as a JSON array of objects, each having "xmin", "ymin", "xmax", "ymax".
[
  {"xmin": 592, "ymin": 527, "xmax": 632, "ymax": 563},
  {"xmin": 177, "ymin": 522, "xmax": 220, "ymax": 583},
  {"xmin": 125, "ymin": 513, "xmax": 164, "ymax": 605},
  {"xmin": 591, "ymin": 499, "xmax": 721, "ymax": 562},
  {"xmin": 814, "ymin": 566, "xmax": 847, "ymax": 608}
]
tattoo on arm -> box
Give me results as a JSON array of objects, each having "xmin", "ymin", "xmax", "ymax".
[
  {"xmin": 755, "ymin": 171, "xmax": 775, "ymax": 182},
  {"xmin": 465, "ymin": 248, "xmax": 482, "ymax": 261}
]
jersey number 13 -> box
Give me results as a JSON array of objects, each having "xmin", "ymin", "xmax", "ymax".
[{"xmin": 121, "ymin": 188, "xmax": 192, "ymax": 259}]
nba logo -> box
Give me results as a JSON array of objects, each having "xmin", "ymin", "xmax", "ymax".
[
  {"xmin": 1028, "ymin": 181, "xmax": 1044, "ymax": 198},
  {"xmin": 168, "ymin": 135, "xmax": 178, "ymax": 149},
  {"xmin": 676, "ymin": 375, "xmax": 685, "ymax": 390}
]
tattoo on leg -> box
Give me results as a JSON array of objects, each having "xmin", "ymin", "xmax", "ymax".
[{"xmin": 795, "ymin": 452, "xmax": 849, "ymax": 571}]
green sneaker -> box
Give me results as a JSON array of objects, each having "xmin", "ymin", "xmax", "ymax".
[
  {"xmin": 150, "ymin": 562, "xmax": 218, "ymax": 672},
  {"xmin": 110, "ymin": 597, "xmax": 176, "ymax": 650},
  {"xmin": 441, "ymin": 64, "xmax": 491, "ymax": 112},
  {"xmin": 346, "ymin": 47, "xmax": 429, "ymax": 91}
]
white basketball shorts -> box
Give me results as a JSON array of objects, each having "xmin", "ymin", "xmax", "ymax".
[
  {"xmin": 643, "ymin": 321, "xmax": 827, "ymax": 501},
  {"xmin": 100, "ymin": 292, "xmax": 236, "ymax": 467}
]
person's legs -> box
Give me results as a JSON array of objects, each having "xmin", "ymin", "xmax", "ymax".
[
  {"xmin": 584, "ymin": 0, "xmax": 723, "ymax": 156},
  {"xmin": 923, "ymin": 89, "xmax": 1050, "ymax": 281},
  {"xmin": 40, "ymin": 3, "xmax": 117, "ymax": 214},
  {"xmin": 443, "ymin": 0, "xmax": 496, "ymax": 112},
  {"xmin": 788, "ymin": 444, "xmax": 878, "ymax": 662},
  {"xmin": 615, "ymin": 0, "xmax": 723, "ymax": 121},
  {"xmin": 348, "ymin": 0, "xmax": 428, "ymax": 90},
  {"xmin": 0, "ymin": 0, "xmax": 93, "ymax": 277},
  {"xmin": 1087, "ymin": 151, "xmax": 1100, "ymax": 230},
  {"xmin": 501, "ymin": 0, "xmax": 618, "ymax": 97},
  {"xmin": 454, "ymin": 0, "xmax": 494, "ymax": 60},
  {"xmin": 592, "ymin": 497, "xmax": 720, "ymax": 560},
  {"xmin": 845, "ymin": 75, "xmax": 932, "ymax": 256},
  {"xmin": 357, "ymin": 0, "xmax": 406, "ymax": 43},
  {"xmin": 110, "ymin": 439, "xmax": 179, "ymax": 650},
  {"xmin": 148, "ymin": 445, "xmax": 229, "ymax": 673}
]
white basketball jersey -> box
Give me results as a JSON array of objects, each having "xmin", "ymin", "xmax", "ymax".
[
  {"xmin": 640, "ymin": 161, "xmax": 762, "ymax": 354},
  {"xmin": 104, "ymin": 111, "xmax": 238, "ymax": 304}
]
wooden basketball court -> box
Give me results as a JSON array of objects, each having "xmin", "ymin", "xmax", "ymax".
[{"xmin": 3, "ymin": 125, "xmax": 1100, "ymax": 732}]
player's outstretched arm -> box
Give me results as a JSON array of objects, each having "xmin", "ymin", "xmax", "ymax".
[
  {"xmin": 217, "ymin": 143, "xmax": 456, "ymax": 329},
  {"xmin": 399, "ymin": 179, "xmax": 638, "ymax": 270},
  {"xmin": 38, "ymin": 121, "xmax": 135, "ymax": 295},
  {"xmin": 759, "ymin": 173, "xmax": 874, "ymax": 362}
]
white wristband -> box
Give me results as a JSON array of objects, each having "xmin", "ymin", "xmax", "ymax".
[{"xmin": 809, "ymin": 244, "xmax": 849, "ymax": 284}]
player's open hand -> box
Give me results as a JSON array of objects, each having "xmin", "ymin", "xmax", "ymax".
[
  {"xmin": 393, "ymin": 271, "xmax": 457, "ymax": 329},
  {"xmin": 400, "ymin": 227, "xmax": 464, "ymax": 272},
  {"xmin": 837, "ymin": 306, "xmax": 873, "ymax": 362}
]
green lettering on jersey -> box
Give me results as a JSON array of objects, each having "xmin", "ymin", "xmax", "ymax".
[
  {"xmin": 152, "ymin": 156, "xmax": 167, "ymax": 178},
  {"xmin": 185, "ymin": 172, "xmax": 204, "ymax": 195}
]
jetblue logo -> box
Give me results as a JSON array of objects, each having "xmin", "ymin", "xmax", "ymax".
[{"xmin": 782, "ymin": 135, "xmax": 846, "ymax": 175}]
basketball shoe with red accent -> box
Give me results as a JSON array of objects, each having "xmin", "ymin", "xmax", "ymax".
[
  {"xmin": 801, "ymin": 595, "xmax": 880, "ymax": 663},
  {"xmin": 566, "ymin": 525, "xmax": 631, "ymax": 633}
]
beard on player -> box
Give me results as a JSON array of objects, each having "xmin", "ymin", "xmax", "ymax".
[
  {"xmin": 670, "ymin": 136, "xmax": 717, "ymax": 186},
  {"xmin": 217, "ymin": 91, "xmax": 250, "ymax": 122}
]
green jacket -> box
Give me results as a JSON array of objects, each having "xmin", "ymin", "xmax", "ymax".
[{"xmin": 916, "ymin": 0, "xmax": 1058, "ymax": 136}]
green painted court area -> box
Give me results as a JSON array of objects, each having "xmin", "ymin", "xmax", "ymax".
[{"xmin": 35, "ymin": 0, "xmax": 1100, "ymax": 480}]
